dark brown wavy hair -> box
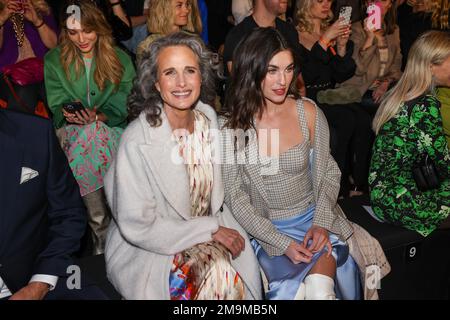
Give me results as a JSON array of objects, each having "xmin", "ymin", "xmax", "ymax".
[{"xmin": 222, "ymin": 27, "xmax": 300, "ymax": 131}]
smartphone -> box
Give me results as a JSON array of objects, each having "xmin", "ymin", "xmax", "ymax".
[
  {"xmin": 366, "ymin": 2, "xmax": 382, "ymax": 31},
  {"xmin": 63, "ymin": 102, "xmax": 86, "ymax": 114},
  {"xmin": 339, "ymin": 6, "xmax": 352, "ymax": 26}
]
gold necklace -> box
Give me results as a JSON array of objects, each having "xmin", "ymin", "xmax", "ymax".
[{"xmin": 11, "ymin": 13, "xmax": 25, "ymax": 48}]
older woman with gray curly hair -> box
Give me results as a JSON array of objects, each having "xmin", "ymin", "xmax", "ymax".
[{"xmin": 103, "ymin": 32, "xmax": 262, "ymax": 300}]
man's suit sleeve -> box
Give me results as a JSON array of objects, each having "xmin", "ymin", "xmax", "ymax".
[{"xmin": 32, "ymin": 122, "xmax": 87, "ymax": 277}]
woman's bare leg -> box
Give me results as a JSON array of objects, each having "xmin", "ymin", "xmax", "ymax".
[
  {"xmin": 308, "ymin": 253, "xmax": 336, "ymax": 278},
  {"xmin": 301, "ymin": 254, "xmax": 337, "ymax": 300}
]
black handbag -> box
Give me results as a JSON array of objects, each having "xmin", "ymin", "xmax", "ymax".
[{"xmin": 412, "ymin": 153, "xmax": 441, "ymax": 191}]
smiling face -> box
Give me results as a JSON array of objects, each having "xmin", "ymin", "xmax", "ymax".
[
  {"xmin": 155, "ymin": 45, "xmax": 202, "ymax": 112},
  {"xmin": 261, "ymin": 49, "xmax": 295, "ymax": 106},
  {"xmin": 66, "ymin": 20, "xmax": 98, "ymax": 58},
  {"xmin": 172, "ymin": 0, "xmax": 191, "ymax": 29}
]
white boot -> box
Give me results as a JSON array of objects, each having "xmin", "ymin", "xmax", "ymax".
[
  {"xmin": 304, "ymin": 274, "xmax": 336, "ymax": 300},
  {"xmin": 294, "ymin": 282, "xmax": 306, "ymax": 300}
]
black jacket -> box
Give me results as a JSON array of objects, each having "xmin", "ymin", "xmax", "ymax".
[{"xmin": 0, "ymin": 110, "xmax": 87, "ymax": 293}]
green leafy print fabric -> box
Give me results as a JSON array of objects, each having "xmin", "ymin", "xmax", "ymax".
[{"xmin": 369, "ymin": 94, "xmax": 450, "ymax": 237}]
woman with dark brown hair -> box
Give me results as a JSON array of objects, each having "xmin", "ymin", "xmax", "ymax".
[{"xmin": 221, "ymin": 27, "xmax": 361, "ymax": 300}]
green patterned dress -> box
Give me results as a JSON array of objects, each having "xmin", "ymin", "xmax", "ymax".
[{"xmin": 369, "ymin": 94, "xmax": 450, "ymax": 236}]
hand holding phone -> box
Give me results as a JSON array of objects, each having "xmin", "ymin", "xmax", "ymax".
[
  {"xmin": 62, "ymin": 103, "xmax": 99, "ymax": 125},
  {"xmin": 63, "ymin": 101, "xmax": 86, "ymax": 114}
]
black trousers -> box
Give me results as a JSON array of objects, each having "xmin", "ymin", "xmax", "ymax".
[
  {"xmin": 0, "ymin": 74, "xmax": 46, "ymax": 114},
  {"xmin": 318, "ymin": 103, "xmax": 374, "ymax": 194},
  {"xmin": 360, "ymin": 90, "xmax": 380, "ymax": 118},
  {"xmin": 346, "ymin": 103, "xmax": 374, "ymax": 188},
  {"xmin": 318, "ymin": 103, "xmax": 356, "ymax": 194}
]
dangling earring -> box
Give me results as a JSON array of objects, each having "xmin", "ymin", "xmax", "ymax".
[{"xmin": 430, "ymin": 74, "xmax": 437, "ymax": 95}]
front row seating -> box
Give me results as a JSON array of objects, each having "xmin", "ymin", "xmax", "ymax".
[
  {"xmin": 75, "ymin": 196, "xmax": 450, "ymax": 300},
  {"xmin": 339, "ymin": 195, "xmax": 450, "ymax": 300}
]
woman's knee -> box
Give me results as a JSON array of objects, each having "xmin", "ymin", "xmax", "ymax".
[{"xmin": 309, "ymin": 253, "xmax": 337, "ymax": 279}]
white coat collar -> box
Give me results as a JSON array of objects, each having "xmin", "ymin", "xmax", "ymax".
[{"xmin": 137, "ymin": 101, "xmax": 224, "ymax": 219}]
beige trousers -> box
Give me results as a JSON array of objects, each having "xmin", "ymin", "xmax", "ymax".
[{"xmin": 82, "ymin": 188, "xmax": 111, "ymax": 255}]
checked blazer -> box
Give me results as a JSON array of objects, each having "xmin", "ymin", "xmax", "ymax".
[{"xmin": 220, "ymin": 98, "xmax": 354, "ymax": 256}]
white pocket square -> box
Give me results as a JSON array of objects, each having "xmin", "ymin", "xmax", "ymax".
[{"xmin": 20, "ymin": 167, "xmax": 39, "ymax": 184}]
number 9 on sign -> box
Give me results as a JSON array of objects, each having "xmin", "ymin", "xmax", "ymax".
[{"xmin": 405, "ymin": 243, "xmax": 421, "ymax": 262}]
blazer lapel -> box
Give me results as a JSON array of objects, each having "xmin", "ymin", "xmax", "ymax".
[
  {"xmin": 137, "ymin": 113, "xmax": 192, "ymax": 220},
  {"xmin": 311, "ymin": 106, "xmax": 326, "ymax": 199}
]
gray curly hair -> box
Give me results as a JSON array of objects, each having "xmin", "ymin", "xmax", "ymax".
[{"xmin": 127, "ymin": 32, "xmax": 218, "ymax": 126}]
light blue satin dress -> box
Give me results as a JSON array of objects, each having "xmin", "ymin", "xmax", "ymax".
[{"xmin": 251, "ymin": 205, "xmax": 361, "ymax": 300}]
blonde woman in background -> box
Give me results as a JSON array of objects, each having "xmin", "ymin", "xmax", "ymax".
[
  {"xmin": 369, "ymin": 31, "xmax": 450, "ymax": 237},
  {"xmin": 136, "ymin": 0, "xmax": 202, "ymax": 62}
]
